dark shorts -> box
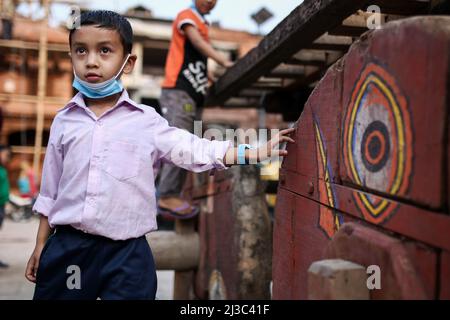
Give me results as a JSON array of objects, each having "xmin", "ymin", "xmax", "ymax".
[{"xmin": 33, "ymin": 225, "xmax": 157, "ymax": 300}]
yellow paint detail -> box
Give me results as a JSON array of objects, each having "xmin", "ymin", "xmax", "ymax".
[{"xmin": 346, "ymin": 73, "xmax": 405, "ymax": 216}]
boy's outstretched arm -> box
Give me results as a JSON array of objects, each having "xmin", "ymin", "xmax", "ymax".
[
  {"xmin": 25, "ymin": 215, "xmax": 52, "ymax": 283},
  {"xmin": 184, "ymin": 25, "xmax": 234, "ymax": 68},
  {"xmin": 223, "ymin": 128, "xmax": 296, "ymax": 166}
]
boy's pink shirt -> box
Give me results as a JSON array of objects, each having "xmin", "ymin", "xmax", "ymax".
[{"xmin": 33, "ymin": 90, "xmax": 232, "ymax": 240}]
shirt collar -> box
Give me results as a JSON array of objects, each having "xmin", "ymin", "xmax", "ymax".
[{"xmin": 58, "ymin": 90, "xmax": 145, "ymax": 113}]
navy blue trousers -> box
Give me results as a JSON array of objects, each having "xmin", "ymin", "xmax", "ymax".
[{"xmin": 33, "ymin": 225, "xmax": 157, "ymax": 300}]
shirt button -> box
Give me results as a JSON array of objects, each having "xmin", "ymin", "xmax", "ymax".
[{"xmin": 97, "ymin": 120, "xmax": 103, "ymax": 126}]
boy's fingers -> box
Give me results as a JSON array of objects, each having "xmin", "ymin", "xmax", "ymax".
[
  {"xmin": 280, "ymin": 128, "xmax": 296, "ymax": 135},
  {"xmin": 272, "ymin": 149, "xmax": 288, "ymax": 157},
  {"xmin": 280, "ymin": 136, "xmax": 295, "ymax": 143}
]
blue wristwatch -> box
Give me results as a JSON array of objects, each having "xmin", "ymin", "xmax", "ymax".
[{"xmin": 237, "ymin": 144, "xmax": 252, "ymax": 165}]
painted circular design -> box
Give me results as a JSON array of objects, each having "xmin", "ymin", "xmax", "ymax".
[
  {"xmin": 361, "ymin": 121, "xmax": 390, "ymax": 172},
  {"xmin": 343, "ymin": 63, "xmax": 413, "ymax": 224}
]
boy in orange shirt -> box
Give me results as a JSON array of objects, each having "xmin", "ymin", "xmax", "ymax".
[{"xmin": 157, "ymin": 0, "xmax": 233, "ymax": 219}]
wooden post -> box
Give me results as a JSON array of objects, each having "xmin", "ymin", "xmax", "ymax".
[
  {"xmin": 33, "ymin": 0, "xmax": 49, "ymax": 176},
  {"xmin": 308, "ymin": 259, "xmax": 370, "ymax": 300},
  {"xmin": 173, "ymin": 219, "xmax": 197, "ymax": 300},
  {"xmin": 146, "ymin": 230, "xmax": 199, "ymax": 270}
]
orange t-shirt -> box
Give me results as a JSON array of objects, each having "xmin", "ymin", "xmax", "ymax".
[{"xmin": 162, "ymin": 8, "xmax": 210, "ymax": 104}]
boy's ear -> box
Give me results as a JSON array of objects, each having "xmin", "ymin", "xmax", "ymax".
[{"xmin": 123, "ymin": 54, "xmax": 137, "ymax": 74}]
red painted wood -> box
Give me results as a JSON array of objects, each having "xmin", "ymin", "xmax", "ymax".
[
  {"xmin": 339, "ymin": 17, "xmax": 450, "ymax": 210},
  {"xmin": 325, "ymin": 223, "xmax": 434, "ymax": 299},
  {"xmin": 280, "ymin": 172, "xmax": 450, "ymax": 252},
  {"xmin": 273, "ymin": 17, "xmax": 450, "ymax": 300},
  {"xmin": 272, "ymin": 188, "xmax": 296, "ymax": 300},
  {"xmin": 440, "ymin": 251, "xmax": 450, "ymax": 299}
]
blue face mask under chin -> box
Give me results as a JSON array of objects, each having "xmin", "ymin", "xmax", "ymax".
[{"xmin": 72, "ymin": 53, "xmax": 131, "ymax": 99}]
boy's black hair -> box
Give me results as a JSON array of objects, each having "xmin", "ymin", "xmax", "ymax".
[{"xmin": 69, "ymin": 10, "xmax": 133, "ymax": 54}]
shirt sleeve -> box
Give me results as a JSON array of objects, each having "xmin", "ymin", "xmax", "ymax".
[
  {"xmin": 176, "ymin": 10, "xmax": 198, "ymax": 35},
  {"xmin": 152, "ymin": 115, "xmax": 233, "ymax": 173},
  {"xmin": 32, "ymin": 118, "xmax": 63, "ymax": 217}
]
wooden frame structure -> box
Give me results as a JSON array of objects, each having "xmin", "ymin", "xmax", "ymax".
[{"xmin": 205, "ymin": 0, "xmax": 437, "ymax": 117}]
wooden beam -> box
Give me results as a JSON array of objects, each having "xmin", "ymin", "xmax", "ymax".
[
  {"xmin": 206, "ymin": 0, "xmax": 369, "ymax": 106},
  {"xmin": 223, "ymin": 97, "xmax": 260, "ymax": 108},
  {"xmin": 267, "ymin": 64, "xmax": 305, "ymax": 78},
  {"xmin": 33, "ymin": 0, "xmax": 49, "ymax": 178},
  {"xmin": 238, "ymin": 89, "xmax": 269, "ymax": 98},
  {"xmin": 329, "ymin": 25, "xmax": 368, "ymax": 38},
  {"xmin": 146, "ymin": 231, "xmax": 199, "ymax": 271},
  {"xmin": 285, "ymin": 57, "xmax": 325, "ymax": 67},
  {"xmin": 0, "ymin": 93, "xmax": 68, "ymax": 105},
  {"xmin": 0, "ymin": 39, "xmax": 68, "ymax": 52},
  {"xmin": 11, "ymin": 145, "xmax": 46, "ymax": 155},
  {"xmin": 372, "ymin": 0, "xmax": 431, "ymax": 15},
  {"xmin": 329, "ymin": 11, "xmax": 405, "ymax": 37},
  {"xmin": 307, "ymin": 34, "xmax": 353, "ymax": 51}
]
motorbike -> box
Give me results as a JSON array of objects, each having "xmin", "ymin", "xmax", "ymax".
[{"xmin": 5, "ymin": 193, "xmax": 35, "ymax": 222}]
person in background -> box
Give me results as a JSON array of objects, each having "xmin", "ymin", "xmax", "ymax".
[
  {"xmin": 156, "ymin": 0, "xmax": 234, "ymax": 219},
  {"xmin": 17, "ymin": 160, "xmax": 37, "ymax": 199},
  {"xmin": 0, "ymin": 0, "xmax": 17, "ymax": 40},
  {"xmin": 0, "ymin": 144, "xmax": 11, "ymax": 268}
]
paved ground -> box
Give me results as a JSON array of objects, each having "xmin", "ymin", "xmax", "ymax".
[{"xmin": 0, "ymin": 217, "xmax": 174, "ymax": 300}]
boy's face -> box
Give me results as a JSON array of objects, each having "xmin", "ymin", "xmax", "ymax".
[
  {"xmin": 70, "ymin": 25, "xmax": 136, "ymax": 83},
  {"xmin": 195, "ymin": 0, "xmax": 217, "ymax": 15}
]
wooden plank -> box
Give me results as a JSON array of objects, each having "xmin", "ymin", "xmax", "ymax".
[
  {"xmin": 340, "ymin": 16, "xmax": 450, "ymax": 210},
  {"xmin": 325, "ymin": 222, "xmax": 435, "ymax": 299},
  {"xmin": 440, "ymin": 251, "xmax": 450, "ymax": 299},
  {"xmin": 274, "ymin": 188, "xmax": 439, "ymax": 299},
  {"xmin": 285, "ymin": 57, "xmax": 325, "ymax": 67},
  {"xmin": 272, "ymin": 188, "xmax": 296, "ymax": 300},
  {"xmin": 205, "ymin": 0, "xmax": 369, "ymax": 106},
  {"xmin": 329, "ymin": 25, "xmax": 369, "ymax": 38},
  {"xmin": 223, "ymin": 97, "xmax": 259, "ymax": 108},
  {"xmin": 194, "ymin": 166, "xmax": 272, "ymax": 299},
  {"xmin": 285, "ymin": 51, "xmax": 344, "ymax": 90},
  {"xmin": 308, "ymin": 259, "xmax": 369, "ymax": 300},
  {"xmin": 373, "ymin": 0, "xmax": 431, "ymax": 15},
  {"xmin": 308, "ymin": 34, "xmax": 353, "ymax": 51},
  {"xmin": 238, "ymin": 89, "xmax": 269, "ymax": 98},
  {"xmin": 279, "ymin": 173, "xmax": 450, "ymax": 251},
  {"xmin": 267, "ymin": 64, "xmax": 305, "ymax": 78},
  {"xmin": 0, "ymin": 39, "xmax": 68, "ymax": 52}
]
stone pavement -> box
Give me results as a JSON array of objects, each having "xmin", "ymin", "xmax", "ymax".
[{"xmin": 0, "ymin": 217, "xmax": 174, "ymax": 300}]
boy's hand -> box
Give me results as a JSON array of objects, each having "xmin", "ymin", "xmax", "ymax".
[
  {"xmin": 223, "ymin": 127, "xmax": 296, "ymax": 166},
  {"xmin": 25, "ymin": 244, "xmax": 44, "ymax": 283},
  {"xmin": 221, "ymin": 60, "xmax": 234, "ymax": 68},
  {"xmin": 253, "ymin": 127, "xmax": 296, "ymax": 163}
]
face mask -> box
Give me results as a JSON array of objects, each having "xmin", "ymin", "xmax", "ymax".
[{"xmin": 72, "ymin": 53, "xmax": 131, "ymax": 99}]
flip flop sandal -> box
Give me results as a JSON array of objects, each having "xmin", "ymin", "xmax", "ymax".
[{"xmin": 157, "ymin": 202, "xmax": 200, "ymax": 220}]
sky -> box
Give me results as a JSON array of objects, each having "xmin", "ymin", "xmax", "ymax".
[{"xmin": 17, "ymin": 0, "xmax": 304, "ymax": 35}]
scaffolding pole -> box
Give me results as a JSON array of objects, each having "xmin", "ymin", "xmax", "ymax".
[{"xmin": 33, "ymin": 0, "xmax": 49, "ymax": 176}]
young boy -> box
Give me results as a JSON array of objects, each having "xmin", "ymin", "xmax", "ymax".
[
  {"xmin": 157, "ymin": 0, "xmax": 234, "ymax": 218},
  {"xmin": 24, "ymin": 10, "xmax": 294, "ymax": 300}
]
